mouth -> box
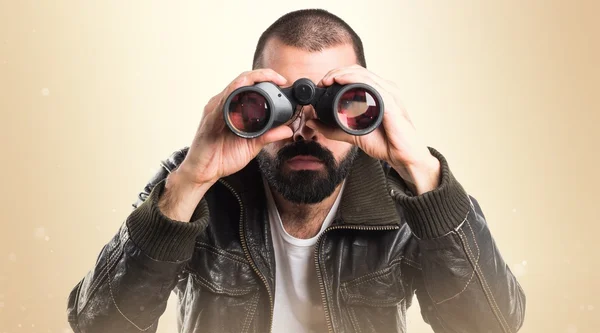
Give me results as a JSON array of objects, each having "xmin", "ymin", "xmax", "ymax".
[{"xmin": 285, "ymin": 155, "xmax": 324, "ymax": 171}]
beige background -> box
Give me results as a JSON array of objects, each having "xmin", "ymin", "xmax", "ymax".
[{"xmin": 0, "ymin": 1, "xmax": 598, "ymax": 332}]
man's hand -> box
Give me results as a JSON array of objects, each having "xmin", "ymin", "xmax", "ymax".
[
  {"xmin": 307, "ymin": 65, "xmax": 441, "ymax": 195},
  {"xmin": 159, "ymin": 69, "xmax": 294, "ymax": 222},
  {"xmin": 181, "ymin": 69, "xmax": 293, "ymax": 185}
]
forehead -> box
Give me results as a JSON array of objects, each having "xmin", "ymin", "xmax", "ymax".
[{"xmin": 261, "ymin": 38, "xmax": 358, "ymax": 85}]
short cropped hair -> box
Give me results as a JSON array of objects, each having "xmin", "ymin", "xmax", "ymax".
[{"xmin": 252, "ymin": 9, "xmax": 367, "ymax": 69}]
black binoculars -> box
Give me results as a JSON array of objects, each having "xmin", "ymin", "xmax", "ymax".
[{"xmin": 223, "ymin": 78, "xmax": 384, "ymax": 138}]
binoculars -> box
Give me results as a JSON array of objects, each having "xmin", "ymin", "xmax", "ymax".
[{"xmin": 223, "ymin": 78, "xmax": 384, "ymax": 138}]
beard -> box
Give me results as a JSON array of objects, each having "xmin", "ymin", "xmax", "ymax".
[{"xmin": 257, "ymin": 140, "xmax": 359, "ymax": 204}]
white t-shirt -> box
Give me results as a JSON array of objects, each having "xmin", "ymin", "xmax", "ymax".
[{"xmin": 262, "ymin": 177, "xmax": 345, "ymax": 333}]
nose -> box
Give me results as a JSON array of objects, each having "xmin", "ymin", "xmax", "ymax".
[{"xmin": 290, "ymin": 106, "xmax": 318, "ymax": 142}]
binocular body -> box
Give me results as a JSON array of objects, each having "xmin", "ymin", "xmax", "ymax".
[{"xmin": 223, "ymin": 78, "xmax": 384, "ymax": 138}]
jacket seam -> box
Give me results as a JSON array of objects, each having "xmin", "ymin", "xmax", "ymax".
[
  {"xmin": 319, "ymin": 233, "xmax": 339, "ymax": 332},
  {"xmin": 345, "ymin": 293, "xmax": 405, "ymax": 307},
  {"xmin": 107, "ymin": 239, "xmax": 155, "ymax": 331},
  {"xmin": 85, "ymin": 244, "xmax": 120, "ymax": 308},
  {"xmin": 341, "ymin": 256, "xmax": 420, "ymax": 290},
  {"xmin": 431, "ymin": 216, "xmax": 481, "ymax": 305},
  {"xmin": 458, "ymin": 221, "xmax": 512, "ymax": 333},
  {"xmin": 348, "ymin": 307, "xmax": 363, "ymax": 333},
  {"xmin": 193, "ymin": 274, "xmax": 258, "ymax": 296},
  {"xmin": 433, "ymin": 271, "xmax": 475, "ymax": 305},
  {"xmin": 401, "ymin": 257, "xmax": 422, "ymax": 270},
  {"xmin": 241, "ymin": 292, "xmax": 260, "ymax": 333},
  {"xmin": 462, "ymin": 221, "xmax": 511, "ymax": 331},
  {"xmin": 466, "ymin": 219, "xmax": 481, "ymax": 263},
  {"xmin": 76, "ymin": 235, "xmax": 127, "ymax": 317},
  {"xmin": 194, "ymin": 242, "xmax": 250, "ymax": 266},
  {"xmin": 342, "ymin": 259, "xmax": 401, "ymax": 289},
  {"xmin": 340, "ymin": 263, "xmax": 406, "ymax": 308},
  {"xmin": 84, "ymin": 257, "xmax": 109, "ymax": 306}
]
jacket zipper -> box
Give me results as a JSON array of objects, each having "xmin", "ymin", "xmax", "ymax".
[
  {"xmin": 313, "ymin": 224, "xmax": 400, "ymax": 333},
  {"xmin": 218, "ymin": 179, "xmax": 275, "ymax": 333}
]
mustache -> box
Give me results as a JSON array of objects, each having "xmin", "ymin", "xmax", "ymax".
[{"xmin": 277, "ymin": 141, "xmax": 335, "ymax": 165}]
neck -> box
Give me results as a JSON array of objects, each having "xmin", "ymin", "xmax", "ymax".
[{"xmin": 271, "ymin": 183, "xmax": 344, "ymax": 239}]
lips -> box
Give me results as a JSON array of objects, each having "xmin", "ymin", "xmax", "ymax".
[
  {"xmin": 286, "ymin": 155, "xmax": 324, "ymax": 170},
  {"xmin": 287, "ymin": 155, "xmax": 322, "ymax": 163}
]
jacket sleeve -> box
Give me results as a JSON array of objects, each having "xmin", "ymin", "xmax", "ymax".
[
  {"xmin": 66, "ymin": 149, "xmax": 209, "ymax": 333},
  {"xmin": 388, "ymin": 147, "xmax": 526, "ymax": 332}
]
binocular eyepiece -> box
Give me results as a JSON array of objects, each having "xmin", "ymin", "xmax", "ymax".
[{"xmin": 223, "ymin": 78, "xmax": 384, "ymax": 138}]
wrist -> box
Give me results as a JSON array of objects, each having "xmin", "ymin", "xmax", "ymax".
[
  {"xmin": 158, "ymin": 168, "xmax": 213, "ymax": 222},
  {"xmin": 392, "ymin": 155, "xmax": 441, "ymax": 195},
  {"xmin": 177, "ymin": 160, "xmax": 219, "ymax": 187},
  {"xmin": 389, "ymin": 146, "xmax": 471, "ymax": 239}
]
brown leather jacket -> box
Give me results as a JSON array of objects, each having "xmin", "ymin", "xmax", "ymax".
[{"xmin": 67, "ymin": 146, "xmax": 526, "ymax": 332}]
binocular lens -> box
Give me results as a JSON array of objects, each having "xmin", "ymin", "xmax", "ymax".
[
  {"xmin": 336, "ymin": 88, "xmax": 381, "ymax": 131},
  {"xmin": 226, "ymin": 91, "xmax": 270, "ymax": 134},
  {"xmin": 223, "ymin": 79, "xmax": 383, "ymax": 138}
]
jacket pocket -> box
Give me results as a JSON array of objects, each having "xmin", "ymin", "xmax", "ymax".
[
  {"xmin": 340, "ymin": 263, "xmax": 407, "ymax": 333},
  {"xmin": 177, "ymin": 244, "xmax": 262, "ymax": 333}
]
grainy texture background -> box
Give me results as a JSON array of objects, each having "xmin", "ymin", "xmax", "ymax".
[{"xmin": 0, "ymin": 1, "xmax": 597, "ymax": 332}]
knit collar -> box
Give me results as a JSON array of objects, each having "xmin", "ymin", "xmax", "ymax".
[
  {"xmin": 335, "ymin": 150, "xmax": 402, "ymax": 226},
  {"xmin": 222, "ymin": 149, "xmax": 402, "ymax": 227}
]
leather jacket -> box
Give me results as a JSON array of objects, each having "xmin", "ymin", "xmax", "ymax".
[{"xmin": 67, "ymin": 146, "xmax": 526, "ymax": 333}]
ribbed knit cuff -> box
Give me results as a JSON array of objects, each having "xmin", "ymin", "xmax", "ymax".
[
  {"xmin": 126, "ymin": 178, "xmax": 209, "ymax": 262},
  {"xmin": 390, "ymin": 147, "xmax": 471, "ymax": 239}
]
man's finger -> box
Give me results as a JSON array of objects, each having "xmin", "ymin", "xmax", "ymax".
[
  {"xmin": 320, "ymin": 66, "xmax": 365, "ymax": 86},
  {"xmin": 219, "ymin": 69, "xmax": 288, "ymax": 109}
]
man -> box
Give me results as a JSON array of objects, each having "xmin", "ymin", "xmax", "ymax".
[{"xmin": 67, "ymin": 9, "xmax": 526, "ymax": 333}]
